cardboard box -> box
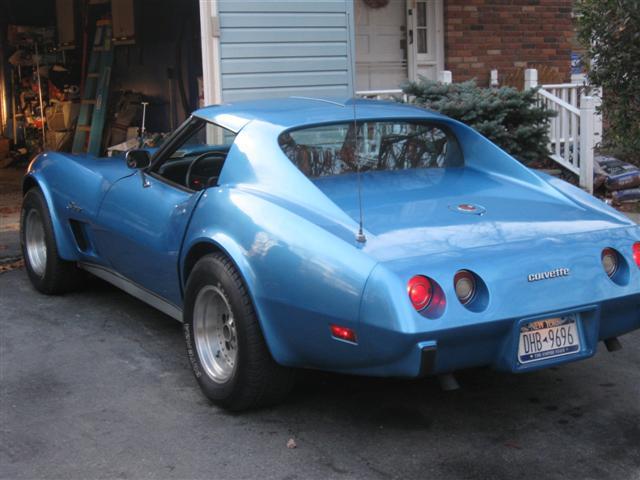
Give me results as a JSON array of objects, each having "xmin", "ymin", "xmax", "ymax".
[{"xmin": 46, "ymin": 101, "xmax": 80, "ymax": 132}]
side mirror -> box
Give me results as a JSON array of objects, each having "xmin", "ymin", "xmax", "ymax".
[{"xmin": 125, "ymin": 149, "xmax": 151, "ymax": 169}]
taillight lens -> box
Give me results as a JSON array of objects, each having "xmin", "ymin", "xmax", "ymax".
[
  {"xmin": 454, "ymin": 270, "xmax": 476, "ymax": 305},
  {"xmin": 330, "ymin": 325, "xmax": 357, "ymax": 343},
  {"xmin": 633, "ymin": 243, "xmax": 640, "ymax": 268},
  {"xmin": 408, "ymin": 275, "xmax": 433, "ymax": 311},
  {"xmin": 601, "ymin": 248, "xmax": 619, "ymax": 277}
]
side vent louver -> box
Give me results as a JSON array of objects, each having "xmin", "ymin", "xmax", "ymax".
[{"xmin": 69, "ymin": 220, "xmax": 89, "ymax": 252}]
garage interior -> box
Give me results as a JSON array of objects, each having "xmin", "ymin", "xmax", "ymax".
[
  {"xmin": 0, "ymin": 0, "xmax": 203, "ymax": 267},
  {"xmin": 0, "ymin": 0, "xmax": 202, "ymax": 165}
]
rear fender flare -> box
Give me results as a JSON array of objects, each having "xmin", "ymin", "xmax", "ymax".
[{"xmin": 180, "ymin": 234, "xmax": 291, "ymax": 364}]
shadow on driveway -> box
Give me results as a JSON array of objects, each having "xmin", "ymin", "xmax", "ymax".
[{"xmin": 1, "ymin": 269, "xmax": 639, "ymax": 480}]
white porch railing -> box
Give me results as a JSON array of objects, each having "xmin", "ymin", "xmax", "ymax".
[
  {"xmin": 525, "ymin": 69, "xmax": 599, "ymax": 193},
  {"xmin": 355, "ymin": 89, "xmax": 407, "ymax": 101},
  {"xmin": 539, "ymin": 82, "xmax": 603, "ymax": 148},
  {"xmin": 355, "ymin": 70, "xmax": 452, "ymax": 101}
]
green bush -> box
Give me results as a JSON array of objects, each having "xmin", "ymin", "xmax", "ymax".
[
  {"xmin": 576, "ymin": 0, "xmax": 640, "ymax": 163},
  {"xmin": 402, "ymin": 79, "xmax": 555, "ymax": 164}
]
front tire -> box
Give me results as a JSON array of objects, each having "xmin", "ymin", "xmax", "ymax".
[
  {"xmin": 183, "ymin": 253, "xmax": 294, "ymax": 411},
  {"xmin": 20, "ymin": 188, "xmax": 83, "ymax": 294}
]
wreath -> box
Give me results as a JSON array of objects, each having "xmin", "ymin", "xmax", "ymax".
[{"xmin": 363, "ymin": 0, "xmax": 390, "ymax": 8}]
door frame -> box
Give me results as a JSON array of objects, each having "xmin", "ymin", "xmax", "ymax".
[{"xmin": 407, "ymin": 0, "xmax": 444, "ymax": 81}]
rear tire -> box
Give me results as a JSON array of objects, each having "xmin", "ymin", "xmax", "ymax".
[
  {"xmin": 183, "ymin": 253, "xmax": 294, "ymax": 411},
  {"xmin": 20, "ymin": 188, "xmax": 84, "ymax": 294}
]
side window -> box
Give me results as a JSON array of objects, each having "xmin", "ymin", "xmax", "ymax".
[{"xmin": 153, "ymin": 118, "xmax": 236, "ymax": 190}]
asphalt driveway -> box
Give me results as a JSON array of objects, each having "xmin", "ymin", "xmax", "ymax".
[{"xmin": 1, "ymin": 269, "xmax": 639, "ymax": 480}]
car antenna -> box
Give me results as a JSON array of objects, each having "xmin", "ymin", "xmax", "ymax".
[
  {"xmin": 353, "ymin": 100, "xmax": 366, "ymax": 244},
  {"xmin": 347, "ymin": 11, "xmax": 366, "ymax": 244}
]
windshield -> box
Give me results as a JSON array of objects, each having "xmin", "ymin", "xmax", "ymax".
[
  {"xmin": 278, "ymin": 120, "xmax": 463, "ymax": 178},
  {"xmin": 150, "ymin": 117, "xmax": 237, "ymax": 190},
  {"xmin": 167, "ymin": 119, "xmax": 236, "ymax": 161}
]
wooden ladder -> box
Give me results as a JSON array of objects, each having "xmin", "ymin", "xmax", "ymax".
[{"xmin": 72, "ymin": 19, "xmax": 113, "ymax": 156}]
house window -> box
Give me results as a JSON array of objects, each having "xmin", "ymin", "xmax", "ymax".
[{"xmin": 416, "ymin": 1, "xmax": 428, "ymax": 54}]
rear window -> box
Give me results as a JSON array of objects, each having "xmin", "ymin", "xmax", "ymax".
[{"xmin": 278, "ymin": 121, "xmax": 463, "ymax": 178}]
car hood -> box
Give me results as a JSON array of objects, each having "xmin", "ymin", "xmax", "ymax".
[{"xmin": 312, "ymin": 167, "xmax": 635, "ymax": 263}]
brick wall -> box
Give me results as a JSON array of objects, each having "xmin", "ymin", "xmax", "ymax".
[{"xmin": 445, "ymin": 0, "xmax": 574, "ymax": 87}]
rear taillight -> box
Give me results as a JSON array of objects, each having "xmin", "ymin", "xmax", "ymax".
[
  {"xmin": 633, "ymin": 242, "xmax": 640, "ymax": 268},
  {"xmin": 407, "ymin": 275, "xmax": 447, "ymax": 319},
  {"xmin": 601, "ymin": 248, "xmax": 620, "ymax": 278},
  {"xmin": 454, "ymin": 270, "xmax": 476, "ymax": 305},
  {"xmin": 408, "ymin": 275, "xmax": 433, "ymax": 311}
]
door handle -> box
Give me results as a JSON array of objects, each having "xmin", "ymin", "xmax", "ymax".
[{"xmin": 141, "ymin": 170, "xmax": 151, "ymax": 188}]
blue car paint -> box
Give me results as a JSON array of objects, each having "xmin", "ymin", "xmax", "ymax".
[
  {"xmin": 358, "ymin": 224, "xmax": 639, "ymax": 376},
  {"xmin": 92, "ymin": 172, "xmax": 202, "ymax": 306},
  {"xmin": 26, "ymin": 152, "xmax": 135, "ymax": 261},
  {"xmin": 182, "ymin": 186, "xmax": 377, "ymax": 368},
  {"xmin": 24, "ymin": 98, "xmax": 640, "ymax": 378}
]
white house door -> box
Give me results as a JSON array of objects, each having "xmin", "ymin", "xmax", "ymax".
[
  {"xmin": 407, "ymin": 0, "xmax": 444, "ymax": 81},
  {"xmin": 355, "ymin": 0, "xmax": 408, "ymax": 91}
]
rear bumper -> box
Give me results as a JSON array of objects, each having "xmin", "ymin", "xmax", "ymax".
[
  {"xmin": 342, "ymin": 226, "xmax": 640, "ymax": 378},
  {"xmin": 342, "ymin": 294, "xmax": 640, "ymax": 378}
]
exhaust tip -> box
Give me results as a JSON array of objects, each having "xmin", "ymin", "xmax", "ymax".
[
  {"xmin": 604, "ymin": 337, "xmax": 623, "ymax": 352},
  {"xmin": 438, "ymin": 373, "xmax": 460, "ymax": 391}
]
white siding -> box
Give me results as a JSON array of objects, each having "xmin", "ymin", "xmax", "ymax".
[{"xmin": 218, "ymin": 0, "xmax": 355, "ymax": 102}]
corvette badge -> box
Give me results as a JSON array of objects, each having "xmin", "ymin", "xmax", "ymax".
[{"xmin": 527, "ymin": 268, "xmax": 570, "ymax": 283}]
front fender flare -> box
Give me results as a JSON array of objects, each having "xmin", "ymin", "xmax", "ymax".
[{"xmin": 23, "ymin": 172, "xmax": 78, "ymax": 261}]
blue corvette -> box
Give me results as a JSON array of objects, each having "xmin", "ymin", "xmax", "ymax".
[{"xmin": 21, "ymin": 98, "xmax": 640, "ymax": 410}]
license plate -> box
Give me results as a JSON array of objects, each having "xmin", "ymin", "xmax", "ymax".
[{"xmin": 518, "ymin": 316, "xmax": 580, "ymax": 364}]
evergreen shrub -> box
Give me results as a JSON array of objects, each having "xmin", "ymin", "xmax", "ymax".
[{"xmin": 402, "ymin": 79, "xmax": 555, "ymax": 164}]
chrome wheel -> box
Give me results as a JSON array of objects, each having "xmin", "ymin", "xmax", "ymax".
[
  {"xmin": 25, "ymin": 209, "xmax": 47, "ymax": 277},
  {"xmin": 193, "ymin": 285, "xmax": 238, "ymax": 383}
]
